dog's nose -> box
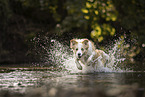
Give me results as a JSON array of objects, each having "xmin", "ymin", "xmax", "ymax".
[{"xmin": 78, "ymin": 53, "xmax": 82, "ymax": 58}]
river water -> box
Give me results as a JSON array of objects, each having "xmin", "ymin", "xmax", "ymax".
[{"xmin": 0, "ymin": 67, "xmax": 145, "ymax": 97}]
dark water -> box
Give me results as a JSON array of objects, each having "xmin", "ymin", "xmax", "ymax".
[{"xmin": 0, "ymin": 67, "xmax": 145, "ymax": 96}]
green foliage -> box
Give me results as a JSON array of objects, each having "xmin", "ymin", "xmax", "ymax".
[
  {"xmin": 55, "ymin": 0, "xmax": 87, "ymax": 35},
  {"xmin": 0, "ymin": 0, "xmax": 144, "ymax": 64},
  {"xmin": 82, "ymin": 0, "xmax": 117, "ymax": 42},
  {"xmin": 113, "ymin": 0, "xmax": 145, "ymax": 46}
]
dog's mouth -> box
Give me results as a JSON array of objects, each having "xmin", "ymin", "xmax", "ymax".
[{"xmin": 78, "ymin": 56, "xmax": 82, "ymax": 59}]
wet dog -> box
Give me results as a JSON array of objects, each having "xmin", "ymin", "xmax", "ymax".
[{"xmin": 70, "ymin": 39, "xmax": 110, "ymax": 70}]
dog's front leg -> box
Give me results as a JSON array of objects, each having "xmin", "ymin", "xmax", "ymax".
[
  {"xmin": 86, "ymin": 53, "xmax": 96, "ymax": 66},
  {"xmin": 75, "ymin": 59, "xmax": 82, "ymax": 70},
  {"xmin": 87, "ymin": 56, "xmax": 93, "ymax": 66}
]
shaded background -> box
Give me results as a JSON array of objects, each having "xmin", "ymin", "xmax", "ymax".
[{"xmin": 0, "ymin": 0, "xmax": 144, "ymax": 69}]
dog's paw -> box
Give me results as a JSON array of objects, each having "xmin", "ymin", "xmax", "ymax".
[
  {"xmin": 77, "ymin": 65, "xmax": 82, "ymax": 70},
  {"xmin": 76, "ymin": 63, "xmax": 82, "ymax": 70}
]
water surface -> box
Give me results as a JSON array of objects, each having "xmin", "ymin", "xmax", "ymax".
[{"xmin": 0, "ymin": 67, "xmax": 144, "ymax": 93}]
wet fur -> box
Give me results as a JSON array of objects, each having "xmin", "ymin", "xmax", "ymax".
[{"xmin": 70, "ymin": 39, "xmax": 110, "ymax": 70}]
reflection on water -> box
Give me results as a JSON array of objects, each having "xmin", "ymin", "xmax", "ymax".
[{"xmin": 0, "ymin": 68, "xmax": 145, "ymax": 94}]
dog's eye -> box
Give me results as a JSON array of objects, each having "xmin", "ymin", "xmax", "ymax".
[
  {"xmin": 81, "ymin": 48, "xmax": 84, "ymax": 51},
  {"xmin": 76, "ymin": 48, "xmax": 78, "ymax": 51}
]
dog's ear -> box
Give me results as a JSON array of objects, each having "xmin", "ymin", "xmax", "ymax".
[
  {"xmin": 82, "ymin": 39, "xmax": 89, "ymax": 46},
  {"xmin": 70, "ymin": 39, "xmax": 77, "ymax": 49}
]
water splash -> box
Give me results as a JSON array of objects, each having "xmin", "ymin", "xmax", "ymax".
[{"xmin": 33, "ymin": 37, "xmax": 127, "ymax": 73}]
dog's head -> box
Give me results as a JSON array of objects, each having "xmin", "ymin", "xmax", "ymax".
[{"xmin": 70, "ymin": 39, "xmax": 89, "ymax": 59}]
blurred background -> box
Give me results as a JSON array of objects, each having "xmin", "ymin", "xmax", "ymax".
[{"xmin": 0, "ymin": 0, "xmax": 144, "ymax": 68}]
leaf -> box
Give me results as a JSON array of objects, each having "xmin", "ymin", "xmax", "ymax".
[
  {"xmin": 111, "ymin": 15, "xmax": 117, "ymax": 21},
  {"xmin": 81, "ymin": 9, "xmax": 89, "ymax": 13},
  {"xmin": 106, "ymin": 17, "xmax": 110, "ymax": 21},
  {"xmin": 84, "ymin": 15, "xmax": 90, "ymax": 19},
  {"xmin": 95, "ymin": 26, "xmax": 101, "ymax": 35},
  {"xmin": 110, "ymin": 28, "xmax": 115, "ymax": 36},
  {"xmin": 94, "ymin": 10, "xmax": 99, "ymax": 15},
  {"xmin": 98, "ymin": 36, "xmax": 103, "ymax": 42},
  {"xmin": 86, "ymin": 2, "xmax": 92, "ymax": 8},
  {"xmin": 91, "ymin": 30, "xmax": 97, "ymax": 38}
]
